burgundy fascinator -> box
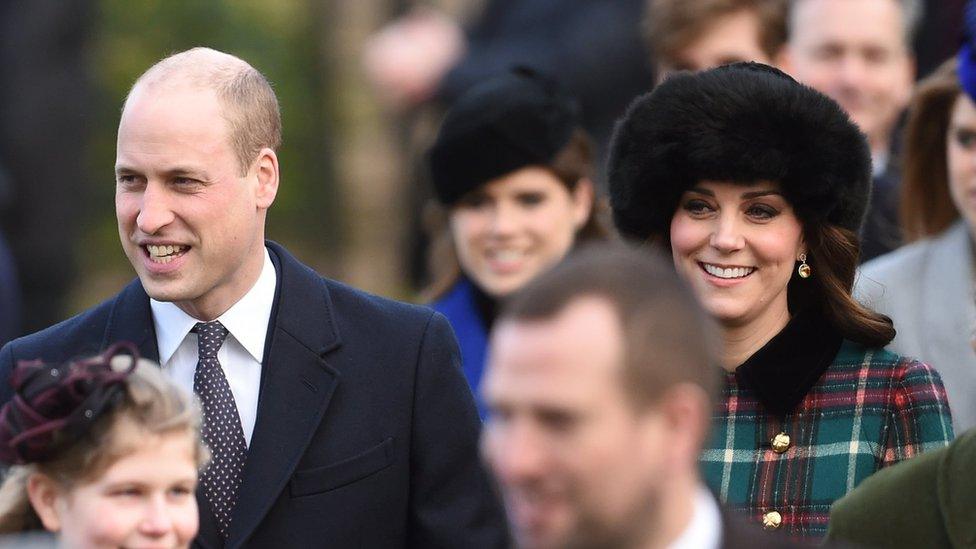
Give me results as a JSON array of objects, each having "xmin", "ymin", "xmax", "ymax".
[{"xmin": 0, "ymin": 342, "xmax": 140, "ymax": 465}]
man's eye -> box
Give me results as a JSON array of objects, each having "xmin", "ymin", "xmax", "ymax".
[
  {"xmin": 457, "ymin": 193, "xmax": 489, "ymax": 209},
  {"xmin": 515, "ymin": 192, "xmax": 545, "ymax": 206}
]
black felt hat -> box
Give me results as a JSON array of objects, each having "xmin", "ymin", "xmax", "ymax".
[
  {"xmin": 428, "ymin": 67, "xmax": 580, "ymax": 206},
  {"xmin": 607, "ymin": 62, "xmax": 872, "ymax": 242}
]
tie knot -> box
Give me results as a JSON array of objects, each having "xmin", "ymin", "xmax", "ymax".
[{"xmin": 194, "ymin": 321, "xmax": 229, "ymax": 359}]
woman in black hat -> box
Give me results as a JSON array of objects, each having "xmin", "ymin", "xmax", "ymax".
[
  {"xmin": 607, "ymin": 62, "xmax": 953, "ymax": 540},
  {"xmin": 425, "ymin": 69, "xmax": 606, "ymax": 418}
]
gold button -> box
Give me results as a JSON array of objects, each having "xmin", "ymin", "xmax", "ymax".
[
  {"xmin": 771, "ymin": 432, "xmax": 791, "ymax": 454},
  {"xmin": 762, "ymin": 510, "xmax": 783, "ymax": 530}
]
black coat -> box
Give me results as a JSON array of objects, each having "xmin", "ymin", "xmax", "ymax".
[{"xmin": 0, "ymin": 241, "xmax": 509, "ymax": 549}]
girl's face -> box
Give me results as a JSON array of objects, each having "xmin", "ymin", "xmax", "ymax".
[
  {"xmin": 946, "ymin": 93, "xmax": 976, "ymax": 233},
  {"xmin": 669, "ymin": 180, "xmax": 805, "ymax": 331},
  {"xmin": 449, "ymin": 166, "xmax": 593, "ymax": 297},
  {"xmin": 30, "ymin": 428, "xmax": 199, "ymax": 549}
]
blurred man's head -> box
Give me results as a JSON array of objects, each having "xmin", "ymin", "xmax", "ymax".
[
  {"xmin": 482, "ymin": 246, "xmax": 719, "ymax": 549},
  {"xmin": 114, "ymin": 48, "xmax": 282, "ymax": 321},
  {"xmin": 781, "ymin": 0, "xmax": 918, "ymax": 157},
  {"xmin": 646, "ymin": 0, "xmax": 788, "ymax": 82}
]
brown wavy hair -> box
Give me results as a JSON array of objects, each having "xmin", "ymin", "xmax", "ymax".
[
  {"xmin": 900, "ymin": 58, "xmax": 962, "ymax": 242},
  {"xmin": 422, "ymin": 129, "xmax": 610, "ymax": 302}
]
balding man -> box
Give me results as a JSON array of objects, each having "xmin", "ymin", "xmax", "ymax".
[{"xmin": 0, "ymin": 48, "xmax": 508, "ymax": 549}]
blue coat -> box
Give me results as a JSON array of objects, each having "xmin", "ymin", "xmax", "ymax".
[
  {"xmin": 431, "ymin": 278, "xmax": 490, "ymax": 419},
  {"xmin": 0, "ymin": 242, "xmax": 508, "ymax": 549},
  {"xmin": 0, "ymin": 231, "xmax": 19, "ymax": 347}
]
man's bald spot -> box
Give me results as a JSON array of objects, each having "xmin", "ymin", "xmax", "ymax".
[{"xmin": 122, "ymin": 47, "xmax": 282, "ymax": 176}]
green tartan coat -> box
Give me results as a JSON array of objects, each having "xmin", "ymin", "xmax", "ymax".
[{"xmin": 700, "ymin": 311, "xmax": 954, "ymax": 541}]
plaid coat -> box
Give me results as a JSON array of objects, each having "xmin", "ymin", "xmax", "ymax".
[{"xmin": 700, "ymin": 312, "xmax": 954, "ymax": 541}]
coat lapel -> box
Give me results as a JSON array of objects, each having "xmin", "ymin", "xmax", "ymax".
[
  {"xmin": 224, "ymin": 242, "xmax": 341, "ymax": 548},
  {"xmin": 101, "ymin": 279, "xmax": 159, "ymax": 362}
]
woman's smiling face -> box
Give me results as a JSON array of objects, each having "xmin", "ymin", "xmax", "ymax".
[{"xmin": 669, "ymin": 181, "xmax": 805, "ymax": 329}]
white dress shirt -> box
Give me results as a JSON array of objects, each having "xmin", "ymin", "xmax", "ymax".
[
  {"xmin": 668, "ymin": 485, "xmax": 722, "ymax": 549},
  {"xmin": 150, "ymin": 248, "xmax": 276, "ymax": 447}
]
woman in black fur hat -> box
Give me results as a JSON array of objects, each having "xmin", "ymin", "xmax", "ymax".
[
  {"xmin": 608, "ymin": 62, "xmax": 954, "ymax": 540},
  {"xmin": 424, "ymin": 68, "xmax": 607, "ymax": 419}
]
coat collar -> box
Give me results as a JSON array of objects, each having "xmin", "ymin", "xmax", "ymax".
[{"xmin": 733, "ymin": 309, "xmax": 843, "ymax": 415}]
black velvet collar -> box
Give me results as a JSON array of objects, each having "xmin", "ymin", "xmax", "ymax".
[{"xmin": 734, "ymin": 309, "xmax": 843, "ymax": 415}]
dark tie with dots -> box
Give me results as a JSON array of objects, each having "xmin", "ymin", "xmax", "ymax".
[{"xmin": 193, "ymin": 321, "xmax": 247, "ymax": 539}]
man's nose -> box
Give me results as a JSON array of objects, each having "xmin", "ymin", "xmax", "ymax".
[
  {"xmin": 490, "ymin": 423, "xmax": 548, "ymax": 486},
  {"xmin": 136, "ymin": 181, "xmax": 175, "ymax": 235}
]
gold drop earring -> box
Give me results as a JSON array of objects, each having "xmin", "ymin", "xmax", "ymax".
[{"xmin": 797, "ymin": 253, "xmax": 812, "ymax": 279}]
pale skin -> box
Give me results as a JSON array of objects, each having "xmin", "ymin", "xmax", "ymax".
[
  {"xmin": 27, "ymin": 428, "xmax": 199, "ymax": 549},
  {"xmin": 449, "ymin": 167, "xmax": 593, "ymax": 298},
  {"xmin": 669, "ymin": 181, "xmax": 806, "ymax": 371},
  {"xmin": 483, "ymin": 297, "xmax": 710, "ymax": 549},
  {"xmin": 115, "ymin": 75, "xmax": 279, "ymax": 321}
]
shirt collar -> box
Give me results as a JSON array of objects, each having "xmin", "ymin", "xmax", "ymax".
[
  {"xmin": 151, "ymin": 248, "xmax": 277, "ymax": 365},
  {"xmin": 733, "ymin": 308, "xmax": 843, "ymax": 415},
  {"xmin": 668, "ymin": 485, "xmax": 722, "ymax": 549}
]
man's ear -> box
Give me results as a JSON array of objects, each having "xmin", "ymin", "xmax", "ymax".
[
  {"xmin": 253, "ymin": 147, "xmax": 280, "ymax": 210},
  {"xmin": 26, "ymin": 473, "xmax": 64, "ymax": 532}
]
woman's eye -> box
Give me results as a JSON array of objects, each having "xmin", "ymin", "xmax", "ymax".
[
  {"xmin": 954, "ymin": 129, "xmax": 976, "ymax": 149},
  {"xmin": 681, "ymin": 199, "xmax": 713, "ymax": 215},
  {"xmin": 515, "ymin": 192, "xmax": 545, "ymax": 206},
  {"xmin": 746, "ymin": 204, "xmax": 778, "ymax": 220}
]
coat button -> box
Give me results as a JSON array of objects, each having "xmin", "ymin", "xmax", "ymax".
[
  {"xmin": 771, "ymin": 432, "xmax": 791, "ymax": 454},
  {"xmin": 762, "ymin": 510, "xmax": 783, "ymax": 530}
]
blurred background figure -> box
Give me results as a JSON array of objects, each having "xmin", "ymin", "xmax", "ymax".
[
  {"xmin": 779, "ymin": 0, "xmax": 917, "ymax": 261},
  {"xmin": 856, "ymin": 12, "xmax": 976, "ymax": 434},
  {"xmin": 482, "ymin": 246, "xmax": 802, "ymax": 549},
  {"xmin": 424, "ymin": 69, "xmax": 607, "ymax": 418},
  {"xmin": 609, "ymin": 63, "xmax": 953, "ymax": 540},
  {"xmin": 0, "ymin": 1, "xmax": 91, "ymax": 335},
  {"xmin": 645, "ymin": 0, "xmax": 788, "ymax": 83},
  {"xmin": 0, "ymin": 164, "xmax": 19, "ymax": 346},
  {"xmin": 363, "ymin": 0, "xmax": 653, "ymax": 161},
  {"xmin": 0, "ymin": 344, "xmax": 205, "ymax": 548}
]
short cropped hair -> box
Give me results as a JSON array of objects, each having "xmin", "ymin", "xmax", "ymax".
[
  {"xmin": 126, "ymin": 47, "xmax": 282, "ymax": 176},
  {"xmin": 646, "ymin": 0, "xmax": 788, "ymax": 63},
  {"xmin": 499, "ymin": 245, "xmax": 720, "ymax": 409},
  {"xmin": 787, "ymin": 0, "xmax": 923, "ymax": 48}
]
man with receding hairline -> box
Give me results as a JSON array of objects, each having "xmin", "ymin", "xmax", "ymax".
[{"xmin": 0, "ymin": 47, "xmax": 508, "ymax": 548}]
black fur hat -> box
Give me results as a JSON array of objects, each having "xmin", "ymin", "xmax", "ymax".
[
  {"xmin": 428, "ymin": 67, "xmax": 580, "ymax": 206},
  {"xmin": 607, "ymin": 62, "xmax": 872, "ymax": 242}
]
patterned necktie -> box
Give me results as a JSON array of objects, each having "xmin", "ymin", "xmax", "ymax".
[{"xmin": 193, "ymin": 320, "xmax": 248, "ymax": 539}]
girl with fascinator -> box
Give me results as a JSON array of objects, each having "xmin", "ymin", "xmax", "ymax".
[
  {"xmin": 424, "ymin": 68, "xmax": 607, "ymax": 418},
  {"xmin": 0, "ymin": 343, "xmax": 206, "ymax": 548},
  {"xmin": 856, "ymin": 5, "xmax": 976, "ymax": 436},
  {"xmin": 607, "ymin": 62, "xmax": 954, "ymax": 540}
]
